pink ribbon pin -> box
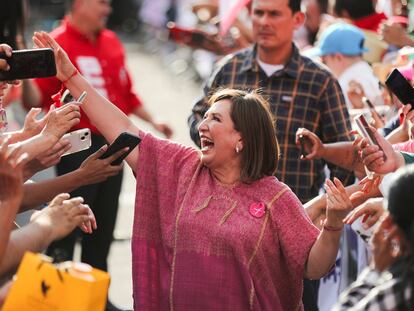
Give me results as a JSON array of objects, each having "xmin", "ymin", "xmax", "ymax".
[{"xmin": 249, "ymin": 202, "xmax": 266, "ymax": 218}]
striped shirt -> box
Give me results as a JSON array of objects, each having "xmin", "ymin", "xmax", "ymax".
[{"xmin": 189, "ymin": 44, "xmax": 354, "ymax": 203}]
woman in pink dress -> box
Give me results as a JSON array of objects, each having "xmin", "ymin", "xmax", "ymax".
[{"xmin": 33, "ymin": 31, "xmax": 353, "ymax": 311}]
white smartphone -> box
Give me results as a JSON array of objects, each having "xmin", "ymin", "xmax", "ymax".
[
  {"xmin": 61, "ymin": 90, "xmax": 87, "ymax": 105},
  {"xmin": 62, "ymin": 128, "xmax": 92, "ymax": 156}
]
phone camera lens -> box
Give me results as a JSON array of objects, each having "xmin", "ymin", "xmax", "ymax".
[{"xmin": 81, "ymin": 136, "xmax": 85, "ymax": 140}]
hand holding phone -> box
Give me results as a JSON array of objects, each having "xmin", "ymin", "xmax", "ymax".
[
  {"xmin": 385, "ymin": 68, "xmax": 414, "ymax": 110},
  {"xmin": 0, "ymin": 48, "xmax": 56, "ymax": 81},
  {"xmin": 354, "ymin": 114, "xmax": 386, "ymax": 160},
  {"xmin": 62, "ymin": 129, "xmax": 92, "ymax": 156},
  {"xmin": 99, "ymin": 132, "xmax": 141, "ymax": 165}
]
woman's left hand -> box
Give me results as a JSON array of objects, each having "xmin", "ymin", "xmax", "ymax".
[{"xmin": 325, "ymin": 177, "xmax": 353, "ymax": 228}]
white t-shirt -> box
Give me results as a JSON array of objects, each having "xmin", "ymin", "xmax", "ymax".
[
  {"xmin": 257, "ymin": 57, "xmax": 284, "ymax": 77},
  {"xmin": 338, "ymin": 61, "xmax": 383, "ymax": 110}
]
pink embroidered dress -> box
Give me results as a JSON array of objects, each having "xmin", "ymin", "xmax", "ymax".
[{"xmin": 132, "ymin": 132, "xmax": 320, "ymax": 311}]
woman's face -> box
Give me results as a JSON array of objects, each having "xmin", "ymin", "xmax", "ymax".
[{"xmin": 198, "ymin": 99, "xmax": 242, "ymax": 172}]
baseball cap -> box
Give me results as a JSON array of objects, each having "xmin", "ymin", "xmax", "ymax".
[{"xmin": 304, "ymin": 23, "xmax": 369, "ymax": 58}]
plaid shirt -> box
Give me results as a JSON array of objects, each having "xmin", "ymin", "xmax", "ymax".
[
  {"xmin": 334, "ymin": 263, "xmax": 413, "ymax": 310},
  {"xmin": 189, "ymin": 44, "xmax": 354, "ymax": 203}
]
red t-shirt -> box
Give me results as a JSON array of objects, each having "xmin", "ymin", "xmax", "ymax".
[{"xmin": 35, "ymin": 18, "xmax": 142, "ymax": 134}]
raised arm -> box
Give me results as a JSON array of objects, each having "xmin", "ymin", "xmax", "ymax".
[{"xmin": 33, "ymin": 31, "xmax": 140, "ymax": 170}]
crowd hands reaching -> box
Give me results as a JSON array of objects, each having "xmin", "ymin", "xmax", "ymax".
[
  {"xmin": 296, "ymin": 101, "xmax": 414, "ymax": 272},
  {"xmin": 0, "ymin": 43, "xmax": 131, "ymax": 305}
]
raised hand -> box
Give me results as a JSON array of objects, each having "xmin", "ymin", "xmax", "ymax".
[
  {"xmin": 31, "ymin": 193, "xmax": 97, "ymax": 241},
  {"xmin": 0, "ymin": 44, "xmax": 19, "ymax": 103},
  {"xmin": 76, "ymin": 145, "xmax": 126, "ymax": 186},
  {"xmin": 356, "ymin": 126, "xmax": 404, "ymax": 175},
  {"xmin": 325, "ymin": 178, "xmax": 353, "ymax": 228},
  {"xmin": 23, "ymin": 139, "xmax": 71, "ymax": 179},
  {"xmin": 21, "ymin": 108, "xmax": 49, "ymax": 138},
  {"xmin": 41, "ymin": 104, "xmax": 81, "ymax": 140},
  {"xmin": 343, "ymin": 197, "xmax": 385, "ymax": 228},
  {"xmin": 0, "ymin": 136, "xmax": 28, "ymax": 205},
  {"xmin": 33, "ymin": 31, "xmax": 77, "ymax": 82}
]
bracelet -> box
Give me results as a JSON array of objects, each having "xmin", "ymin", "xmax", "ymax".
[
  {"xmin": 323, "ymin": 220, "xmax": 343, "ymax": 232},
  {"xmin": 62, "ymin": 68, "xmax": 79, "ymax": 85}
]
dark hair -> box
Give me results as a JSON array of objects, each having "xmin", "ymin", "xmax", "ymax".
[
  {"xmin": 0, "ymin": 0, "xmax": 26, "ymax": 49},
  {"xmin": 386, "ymin": 164, "xmax": 414, "ymax": 306},
  {"xmin": 252, "ymin": 0, "xmax": 302, "ymax": 14},
  {"xmin": 208, "ymin": 89, "xmax": 280, "ymax": 183},
  {"xmin": 333, "ymin": 0, "xmax": 375, "ymax": 19},
  {"xmin": 289, "ymin": 0, "xmax": 302, "ymax": 13},
  {"xmin": 387, "ymin": 165, "xmax": 414, "ymax": 250}
]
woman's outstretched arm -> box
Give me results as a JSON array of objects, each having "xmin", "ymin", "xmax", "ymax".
[{"xmin": 33, "ymin": 31, "xmax": 140, "ymax": 170}]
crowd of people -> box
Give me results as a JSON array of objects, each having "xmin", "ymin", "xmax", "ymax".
[{"xmin": 1, "ymin": 0, "xmax": 414, "ymax": 310}]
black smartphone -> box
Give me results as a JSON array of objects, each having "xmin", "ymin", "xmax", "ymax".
[
  {"xmin": 298, "ymin": 135, "xmax": 308, "ymax": 158},
  {"xmin": 99, "ymin": 132, "xmax": 141, "ymax": 165},
  {"xmin": 0, "ymin": 48, "xmax": 56, "ymax": 81},
  {"xmin": 385, "ymin": 68, "xmax": 414, "ymax": 109}
]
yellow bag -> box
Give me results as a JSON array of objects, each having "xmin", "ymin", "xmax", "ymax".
[{"xmin": 2, "ymin": 252, "xmax": 110, "ymax": 311}]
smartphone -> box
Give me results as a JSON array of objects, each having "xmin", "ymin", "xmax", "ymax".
[
  {"xmin": 167, "ymin": 22, "xmax": 210, "ymax": 46},
  {"xmin": 298, "ymin": 134, "xmax": 308, "ymax": 158},
  {"xmin": 363, "ymin": 97, "xmax": 383, "ymax": 122},
  {"xmin": 385, "ymin": 68, "xmax": 414, "ymax": 109},
  {"xmin": 62, "ymin": 129, "xmax": 92, "ymax": 156},
  {"xmin": 99, "ymin": 132, "xmax": 141, "ymax": 165},
  {"xmin": 0, "ymin": 48, "xmax": 56, "ymax": 81},
  {"xmin": 354, "ymin": 114, "xmax": 386, "ymax": 160}
]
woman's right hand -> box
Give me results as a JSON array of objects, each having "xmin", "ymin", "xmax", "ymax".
[{"xmin": 32, "ymin": 31, "xmax": 77, "ymax": 82}]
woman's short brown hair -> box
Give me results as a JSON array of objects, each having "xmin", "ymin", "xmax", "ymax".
[{"xmin": 208, "ymin": 88, "xmax": 280, "ymax": 182}]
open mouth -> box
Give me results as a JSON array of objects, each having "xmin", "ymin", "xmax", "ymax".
[{"xmin": 200, "ymin": 137, "xmax": 214, "ymax": 151}]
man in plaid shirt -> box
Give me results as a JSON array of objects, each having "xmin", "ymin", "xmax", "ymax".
[{"xmin": 188, "ymin": 0, "xmax": 354, "ymax": 205}]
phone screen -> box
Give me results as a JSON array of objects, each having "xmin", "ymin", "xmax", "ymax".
[
  {"xmin": 99, "ymin": 132, "xmax": 141, "ymax": 165},
  {"xmin": 0, "ymin": 48, "xmax": 56, "ymax": 81},
  {"xmin": 354, "ymin": 114, "xmax": 386, "ymax": 160},
  {"xmin": 385, "ymin": 69, "xmax": 414, "ymax": 108}
]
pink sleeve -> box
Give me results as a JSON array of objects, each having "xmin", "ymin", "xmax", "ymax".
[
  {"xmin": 271, "ymin": 189, "xmax": 319, "ymax": 276},
  {"xmin": 136, "ymin": 131, "xmax": 200, "ymax": 206},
  {"xmin": 392, "ymin": 140, "xmax": 414, "ymax": 152}
]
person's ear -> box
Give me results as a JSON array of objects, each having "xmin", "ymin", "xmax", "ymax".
[
  {"xmin": 292, "ymin": 11, "xmax": 305, "ymax": 30},
  {"xmin": 236, "ymin": 138, "xmax": 244, "ymax": 153}
]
